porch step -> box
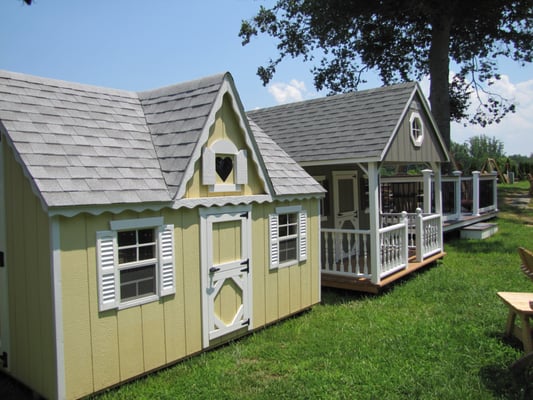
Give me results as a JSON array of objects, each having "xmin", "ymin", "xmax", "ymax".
[{"xmin": 460, "ymin": 222, "xmax": 498, "ymax": 240}]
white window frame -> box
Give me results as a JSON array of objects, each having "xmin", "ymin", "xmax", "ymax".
[
  {"xmin": 269, "ymin": 205, "xmax": 307, "ymax": 269},
  {"xmin": 202, "ymin": 139, "xmax": 248, "ymax": 192},
  {"xmin": 97, "ymin": 217, "xmax": 175, "ymax": 311},
  {"xmin": 409, "ymin": 112, "xmax": 424, "ymax": 147}
]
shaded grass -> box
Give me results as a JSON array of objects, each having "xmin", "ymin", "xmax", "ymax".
[{"xmin": 89, "ymin": 184, "xmax": 532, "ymax": 399}]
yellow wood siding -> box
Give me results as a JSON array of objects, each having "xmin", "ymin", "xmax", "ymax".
[
  {"xmin": 251, "ymin": 199, "xmax": 321, "ymax": 327},
  {"xmin": 57, "ymin": 197, "xmax": 320, "ymax": 399},
  {"xmin": 185, "ymin": 94, "xmax": 265, "ymax": 198},
  {"xmin": 3, "ymin": 145, "xmax": 56, "ymax": 400}
]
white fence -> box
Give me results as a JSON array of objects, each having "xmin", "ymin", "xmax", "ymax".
[{"xmin": 321, "ymin": 209, "xmax": 442, "ymax": 283}]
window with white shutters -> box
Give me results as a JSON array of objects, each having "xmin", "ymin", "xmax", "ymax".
[
  {"xmin": 269, "ymin": 206, "xmax": 307, "ymax": 269},
  {"xmin": 96, "ymin": 218, "xmax": 175, "ymax": 311}
]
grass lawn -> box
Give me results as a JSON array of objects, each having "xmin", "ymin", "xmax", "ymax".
[{"xmin": 87, "ymin": 181, "xmax": 529, "ymax": 399}]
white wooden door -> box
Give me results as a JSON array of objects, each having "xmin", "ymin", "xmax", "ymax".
[
  {"xmin": 0, "ymin": 137, "xmax": 9, "ymax": 369},
  {"xmin": 333, "ymin": 171, "xmax": 359, "ymax": 230},
  {"xmin": 332, "ymin": 172, "xmax": 360, "ymax": 260},
  {"xmin": 201, "ymin": 208, "xmax": 252, "ymax": 347}
]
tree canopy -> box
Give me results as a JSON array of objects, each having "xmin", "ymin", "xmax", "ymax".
[{"xmin": 240, "ymin": 0, "xmax": 533, "ymax": 149}]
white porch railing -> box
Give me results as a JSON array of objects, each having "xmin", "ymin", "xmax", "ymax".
[
  {"xmin": 379, "ymin": 215, "xmax": 409, "ymax": 278},
  {"xmin": 380, "ymin": 209, "xmax": 442, "ymax": 261},
  {"xmin": 441, "ymin": 171, "xmax": 498, "ymax": 221},
  {"xmin": 381, "ymin": 170, "xmax": 498, "ymax": 222},
  {"xmin": 320, "ymin": 209, "xmax": 443, "ymax": 284},
  {"xmin": 321, "ymin": 228, "xmax": 371, "ymax": 278},
  {"xmin": 415, "ymin": 212, "xmax": 443, "ymax": 261}
]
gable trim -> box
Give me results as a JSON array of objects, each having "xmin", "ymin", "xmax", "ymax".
[
  {"xmin": 174, "ymin": 75, "xmax": 273, "ymax": 200},
  {"xmin": 380, "ymin": 84, "xmax": 450, "ymax": 162}
]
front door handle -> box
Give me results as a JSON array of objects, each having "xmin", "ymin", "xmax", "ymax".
[{"xmin": 209, "ymin": 266, "xmax": 220, "ymax": 274}]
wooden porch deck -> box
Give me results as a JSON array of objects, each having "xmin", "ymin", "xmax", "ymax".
[
  {"xmin": 321, "ymin": 251, "xmax": 446, "ymax": 294},
  {"xmin": 442, "ymin": 210, "xmax": 498, "ymax": 232}
]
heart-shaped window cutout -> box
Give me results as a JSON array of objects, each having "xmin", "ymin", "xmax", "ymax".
[{"xmin": 215, "ymin": 156, "xmax": 233, "ymax": 182}]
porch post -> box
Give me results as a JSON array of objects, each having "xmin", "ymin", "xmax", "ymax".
[
  {"xmin": 422, "ymin": 169, "xmax": 433, "ymax": 214},
  {"xmin": 415, "ymin": 208, "xmax": 423, "ymax": 262},
  {"xmin": 433, "ymin": 166, "xmax": 442, "ymax": 215},
  {"xmin": 368, "ymin": 162, "xmax": 381, "ymax": 284},
  {"xmin": 491, "ymin": 171, "xmax": 499, "ymax": 211},
  {"xmin": 472, "ymin": 171, "xmax": 480, "ymax": 216},
  {"xmin": 453, "ymin": 170, "xmax": 462, "ymax": 220}
]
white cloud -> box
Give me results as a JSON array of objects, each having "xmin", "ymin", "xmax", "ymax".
[
  {"xmin": 451, "ymin": 75, "xmax": 533, "ymax": 156},
  {"xmin": 268, "ymin": 79, "xmax": 308, "ymax": 104},
  {"xmin": 419, "ymin": 73, "xmax": 533, "ymax": 156}
]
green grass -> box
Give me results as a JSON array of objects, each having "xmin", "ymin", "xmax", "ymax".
[{"xmin": 93, "ymin": 182, "xmax": 533, "ymax": 400}]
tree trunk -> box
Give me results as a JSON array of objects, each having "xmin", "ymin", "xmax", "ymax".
[{"xmin": 429, "ymin": 15, "xmax": 452, "ymax": 151}]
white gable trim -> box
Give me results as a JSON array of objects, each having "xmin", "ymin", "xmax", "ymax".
[{"xmin": 174, "ymin": 75, "xmax": 274, "ymax": 200}]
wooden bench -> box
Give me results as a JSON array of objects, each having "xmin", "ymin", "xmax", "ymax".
[{"xmin": 498, "ymin": 292, "xmax": 533, "ymax": 352}]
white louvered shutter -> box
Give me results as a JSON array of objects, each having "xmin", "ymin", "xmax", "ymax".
[
  {"xmin": 298, "ymin": 210, "xmax": 307, "ymax": 261},
  {"xmin": 202, "ymin": 147, "xmax": 216, "ymax": 185},
  {"xmin": 269, "ymin": 214, "xmax": 279, "ymax": 269},
  {"xmin": 158, "ymin": 224, "xmax": 175, "ymax": 296},
  {"xmin": 96, "ymin": 231, "xmax": 118, "ymax": 312},
  {"xmin": 235, "ymin": 149, "xmax": 248, "ymax": 184}
]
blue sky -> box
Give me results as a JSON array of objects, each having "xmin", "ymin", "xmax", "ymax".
[{"xmin": 1, "ymin": 0, "xmax": 532, "ymax": 156}]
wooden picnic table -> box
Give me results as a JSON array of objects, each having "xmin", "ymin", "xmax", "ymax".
[{"xmin": 497, "ymin": 292, "xmax": 533, "ymax": 352}]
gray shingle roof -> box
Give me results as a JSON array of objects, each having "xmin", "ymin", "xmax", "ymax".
[
  {"xmin": 249, "ymin": 120, "xmax": 325, "ymax": 196},
  {"xmin": 247, "ymin": 82, "xmax": 418, "ymax": 163},
  {"xmin": 138, "ymin": 74, "xmax": 225, "ymax": 198},
  {"xmin": 0, "ymin": 70, "xmax": 323, "ymax": 211},
  {"xmin": 0, "ymin": 70, "xmax": 169, "ymax": 208}
]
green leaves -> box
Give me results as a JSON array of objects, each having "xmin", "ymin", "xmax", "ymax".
[{"xmin": 240, "ymin": 0, "xmax": 533, "ymax": 148}]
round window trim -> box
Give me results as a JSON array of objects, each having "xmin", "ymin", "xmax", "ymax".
[{"xmin": 409, "ymin": 112, "xmax": 424, "ymax": 147}]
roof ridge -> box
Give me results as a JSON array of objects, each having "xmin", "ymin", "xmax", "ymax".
[
  {"xmin": 0, "ymin": 69, "xmax": 137, "ymax": 98},
  {"xmin": 247, "ymin": 81, "xmax": 417, "ymax": 114}
]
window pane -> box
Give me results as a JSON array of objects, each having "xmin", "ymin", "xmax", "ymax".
[
  {"xmin": 288, "ymin": 213, "xmax": 297, "ymax": 224},
  {"xmin": 279, "ymin": 238, "xmax": 297, "ymax": 263},
  {"xmin": 120, "ymin": 282, "xmax": 137, "ymax": 301},
  {"xmin": 138, "ymin": 229, "xmax": 154, "ymax": 244},
  {"xmin": 288, "ymin": 224, "xmax": 297, "ymax": 235},
  {"xmin": 338, "ymin": 179, "xmax": 355, "ymax": 213},
  {"xmin": 138, "ymin": 278, "xmax": 156, "ymax": 296},
  {"xmin": 139, "ymin": 244, "xmax": 155, "ymax": 260},
  {"xmin": 120, "ymin": 265, "xmax": 156, "ymax": 301},
  {"xmin": 118, "ymin": 230, "xmax": 136, "ymax": 247},
  {"xmin": 279, "ymin": 214, "xmax": 287, "ymax": 225},
  {"xmin": 119, "ymin": 248, "xmax": 137, "ymax": 264}
]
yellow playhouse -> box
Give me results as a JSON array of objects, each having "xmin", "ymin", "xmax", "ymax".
[{"xmin": 0, "ymin": 70, "xmax": 324, "ymax": 399}]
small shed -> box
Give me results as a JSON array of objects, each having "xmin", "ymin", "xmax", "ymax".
[{"xmin": 0, "ymin": 70, "xmax": 324, "ymax": 399}]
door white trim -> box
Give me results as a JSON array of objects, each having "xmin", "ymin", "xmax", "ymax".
[
  {"xmin": 332, "ymin": 171, "xmax": 359, "ymax": 230},
  {"xmin": 0, "ymin": 136, "xmax": 9, "ymax": 370},
  {"xmin": 199, "ymin": 205, "xmax": 253, "ymax": 348}
]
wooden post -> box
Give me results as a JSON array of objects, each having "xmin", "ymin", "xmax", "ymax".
[
  {"xmin": 422, "ymin": 169, "xmax": 433, "ymax": 214},
  {"xmin": 433, "ymin": 165, "xmax": 442, "ymax": 215},
  {"xmin": 368, "ymin": 162, "xmax": 381, "ymax": 284},
  {"xmin": 452, "ymin": 170, "xmax": 462, "ymax": 220},
  {"xmin": 472, "ymin": 171, "xmax": 480, "ymax": 216},
  {"xmin": 401, "ymin": 211, "xmax": 409, "ymax": 267},
  {"xmin": 491, "ymin": 171, "xmax": 498, "ymax": 211},
  {"xmin": 415, "ymin": 208, "xmax": 423, "ymax": 262}
]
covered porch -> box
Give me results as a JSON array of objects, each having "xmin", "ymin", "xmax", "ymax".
[{"xmin": 318, "ymin": 162, "xmax": 446, "ymax": 293}]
